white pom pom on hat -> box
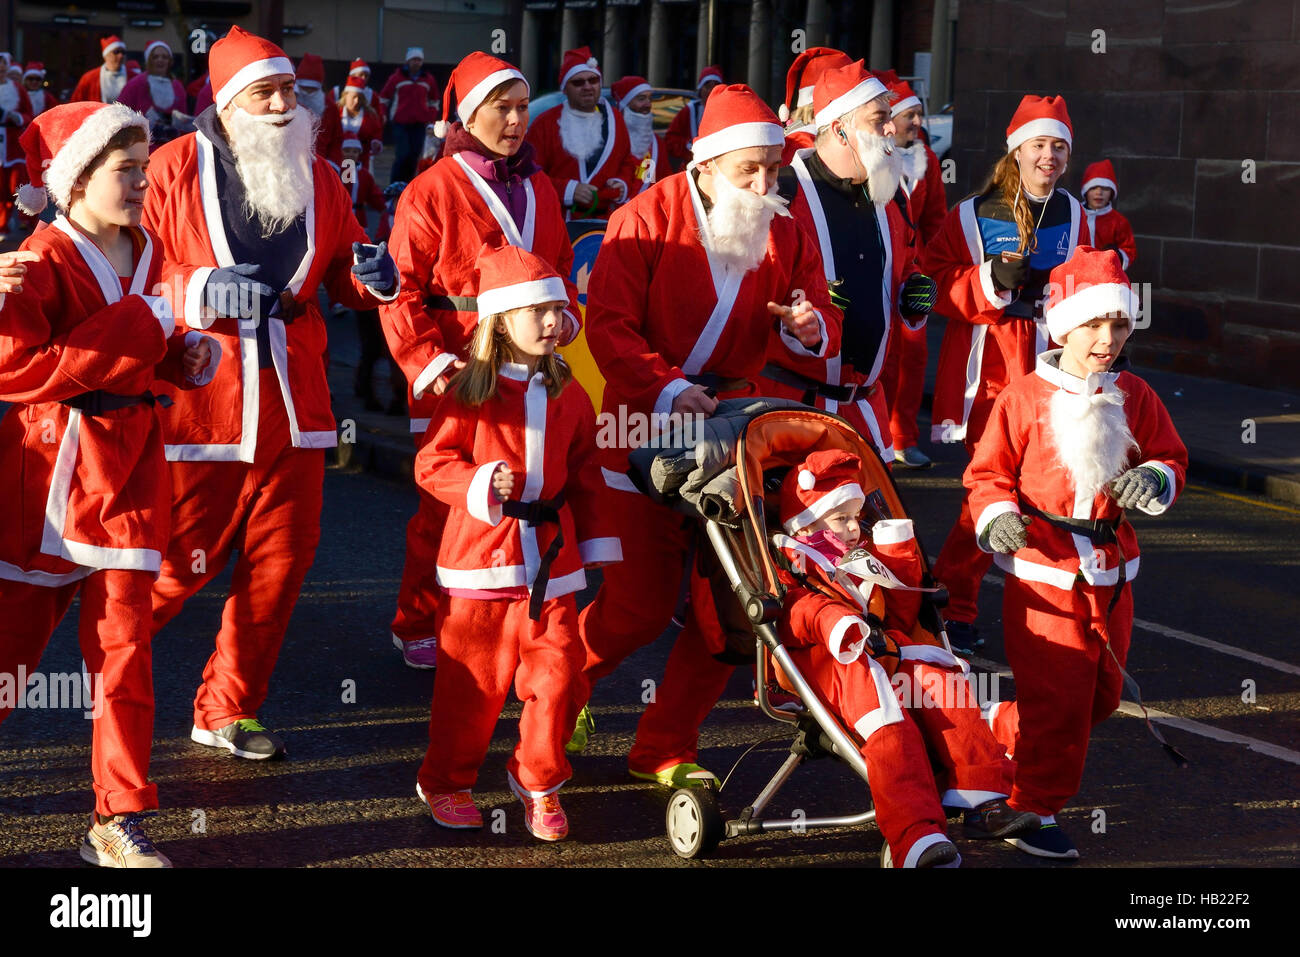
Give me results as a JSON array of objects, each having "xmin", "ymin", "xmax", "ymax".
[{"xmin": 798, "ymin": 469, "xmax": 816, "ymax": 490}]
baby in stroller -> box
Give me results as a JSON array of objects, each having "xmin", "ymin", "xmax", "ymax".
[{"xmin": 772, "ymin": 447, "xmax": 1040, "ymax": 867}]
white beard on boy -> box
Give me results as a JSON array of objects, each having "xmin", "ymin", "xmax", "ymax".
[
  {"xmin": 559, "ymin": 104, "xmax": 605, "ymax": 162},
  {"xmin": 1047, "ymin": 380, "xmax": 1138, "ymax": 501},
  {"xmin": 227, "ymin": 104, "xmax": 318, "ymax": 238},
  {"xmin": 704, "ymin": 170, "xmax": 790, "ymax": 273}
]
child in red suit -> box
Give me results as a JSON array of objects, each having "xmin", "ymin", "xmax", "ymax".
[
  {"xmin": 1080, "ymin": 160, "xmax": 1137, "ymax": 270},
  {"xmin": 413, "ymin": 243, "xmax": 620, "ymax": 841},
  {"xmin": 966, "ymin": 247, "xmax": 1186, "ymax": 858},
  {"xmin": 774, "ymin": 450, "xmax": 1038, "ymax": 867}
]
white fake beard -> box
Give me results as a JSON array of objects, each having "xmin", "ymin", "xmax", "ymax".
[
  {"xmin": 296, "ymin": 86, "xmax": 326, "ymax": 117},
  {"xmin": 1047, "ymin": 383, "xmax": 1138, "ymax": 501},
  {"xmin": 705, "ymin": 172, "xmax": 790, "ymax": 273},
  {"xmin": 623, "ymin": 107, "xmax": 654, "ymax": 156},
  {"xmin": 897, "ymin": 141, "xmax": 927, "ymax": 183},
  {"xmin": 228, "ymin": 105, "xmax": 317, "ymax": 238},
  {"xmin": 854, "ymin": 129, "xmax": 903, "ymax": 203},
  {"xmin": 559, "ymin": 104, "xmax": 604, "ymax": 161}
]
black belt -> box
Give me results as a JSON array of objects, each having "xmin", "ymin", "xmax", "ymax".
[
  {"xmin": 685, "ymin": 373, "xmax": 750, "ymax": 394},
  {"xmin": 62, "ymin": 390, "xmax": 172, "ymax": 416},
  {"xmin": 501, "ymin": 491, "xmax": 565, "ymax": 622},
  {"xmin": 760, "ymin": 363, "xmax": 868, "ymax": 405},
  {"xmin": 426, "ymin": 294, "xmax": 478, "ymax": 313}
]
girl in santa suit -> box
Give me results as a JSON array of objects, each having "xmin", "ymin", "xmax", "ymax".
[
  {"xmin": 381, "ymin": 51, "xmax": 582, "ymax": 671},
  {"xmin": 967, "ymin": 247, "xmax": 1186, "ymax": 858},
  {"xmin": 923, "ymin": 95, "xmax": 1084, "ymax": 656},
  {"xmin": 336, "ymin": 75, "xmax": 384, "ymax": 171},
  {"xmin": 0, "ymin": 102, "xmax": 219, "ymax": 867},
  {"xmin": 413, "ymin": 243, "xmax": 619, "ymax": 842},
  {"xmin": 1080, "ymin": 159, "xmax": 1137, "ymax": 269}
]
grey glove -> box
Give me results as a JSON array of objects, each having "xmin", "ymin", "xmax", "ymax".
[
  {"xmin": 204, "ymin": 263, "xmax": 276, "ymax": 320},
  {"xmin": 1111, "ymin": 467, "xmax": 1164, "ymax": 510},
  {"xmin": 986, "ymin": 512, "xmax": 1032, "ymax": 554}
]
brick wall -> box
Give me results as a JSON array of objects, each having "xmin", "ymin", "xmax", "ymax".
[{"xmin": 947, "ymin": 0, "xmax": 1300, "ymax": 391}]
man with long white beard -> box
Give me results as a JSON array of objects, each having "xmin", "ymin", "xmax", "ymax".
[
  {"xmin": 757, "ymin": 60, "xmax": 935, "ymax": 465},
  {"xmin": 526, "ymin": 47, "xmax": 637, "ymax": 221},
  {"xmin": 569, "ymin": 85, "xmax": 841, "ymax": 786},
  {"xmin": 613, "ymin": 75, "xmax": 669, "ymax": 194},
  {"xmin": 143, "ymin": 26, "xmax": 399, "ymax": 759}
]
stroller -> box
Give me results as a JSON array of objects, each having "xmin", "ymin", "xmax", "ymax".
[{"xmin": 625, "ymin": 398, "xmax": 955, "ymax": 859}]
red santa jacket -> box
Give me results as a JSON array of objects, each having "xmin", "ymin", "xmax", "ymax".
[
  {"xmin": 417, "ymin": 366, "xmax": 621, "ymax": 598},
  {"xmin": 526, "ymin": 101, "xmax": 638, "ymax": 220},
  {"xmin": 1084, "ymin": 205, "xmax": 1137, "ymax": 270},
  {"xmin": 378, "ymin": 67, "xmax": 439, "ymax": 125},
  {"xmin": 0, "ymin": 219, "xmax": 216, "ymax": 583},
  {"xmin": 24, "ymin": 85, "xmax": 61, "ymax": 118},
  {"xmin": 901, "ymin": 141, "xmax": 947, "ymax": 246},
  {"xmin": 143, "ymin": 128, "xmax": 391, "ymax": 462},
  {"xmin": 665, "ymin": 99, "xmax": 703, "ymax": 171},
  {"xmin": 0, "ymin": 80, "xmax": 34, "ymax": 167},
  {"xmin": 966, "ymin": 352, "xmax": 1187, "ymax": 591},
  {"xmin": 584, "ymin": 170, "xmax": 840, "ymax": 474},
  {"xmin": 381, "ymin": 148, "xmax": 581, "ymax": 433},
  {"xmin": 781, "ymin": 126, "xmax": 815, "ymax": 167},
  {"xmin": 314, "ymin": 104, "xmax": 344, "ymax": 167},
  {"xmin": 923, "ymin": 189, "xmax": 1082, "ymax": 444},
  {"xmin": 71, "ymin": 67, "xmax": 126, "ymax": 104}
]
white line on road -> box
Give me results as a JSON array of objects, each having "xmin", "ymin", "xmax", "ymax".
[{"xmin": 1114, "ymin": 701, "xmax": 1300, "ymax": 766}]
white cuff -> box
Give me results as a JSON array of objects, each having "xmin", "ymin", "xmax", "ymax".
[
  {"xmin": 412, "ymin": 351, "xmax": 458, "ymax": 401},
  {"xmin": 1136, "ymin": 460, "xmax": 1178, "ymax": 515},
  {"xmin": 608, "ymin": 178, "xmax": 628, "ymax": 204},
  {"xmin": 563, "ymin": 180, "xmax": 578, "ymax": 206},
  {"xmin": 979, "ymin": 259, "xmax": 1014, "ymax": 310},
  {"xmin": 183, "ymin": 331, "xmax": 222, "ymax": 386},
  {"xmin": 185, "ymin": 266, "xmax": 217, "ymax": 330},
  {"xmin": 579, "ymin": 537, "xmax": 623, "ymax": 564},
  {"xmin": 974, "ymin": 500, "xmax": 1021, "ymax": 553},
  {"xmin": 827, "ymin": 615, "xmax": 869, "ymax": 665},
  {"xmin": 467, "ymin": 460, "xmax": 507, "ymax": 526},
  {"xmin": 899, "ymin": 642, "xmax": 968, "ymax": 673},
  {"xmin": 779, "ymin": 307, "xmax": 829, "ymax": 358},
  {"xmin": 871, "ymin": 518, "xmax": 915, "ymax": 546},
  {"xmin": 653, "ymin": 377, "xmax": 692, "ymax": 419},
  {"xmin": 141, "ymin": 294, "xmax": 175, "ymax": 339}
]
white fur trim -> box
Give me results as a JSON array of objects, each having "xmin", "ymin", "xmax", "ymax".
[
  {"xmin": 183, "ymin": 331, "xmax": 222, "ymax": 386},
  {"xmin": 783, "ymin": 482, "xmax": 865, "ymax": 535},
  {"xmin": 690, "ymin": 121, "xmax": 784, "ymax": 164},
  {"xmin": 779, "ymin": 306, "xmax": 829, "ymax": 358},
  {"xmin": 978, "ymin": 258, "xmax": 1013, "ymax": 310},
  {"xmin": 14, "ymin": 181, "xmax": 46, "ymax": 216},
  {"xmin": 144, "ymin": 41, "xmax": 171, "ymax": 62},
  {"xmin": 1006, "ymin": 117, "xmax": 1072, "ymax": 153},
  {"xmin": 214, "ymin": 56, "xmax": 295, "ymax": 112},
  {"xmin": 871, "ymin": 518, "xmax": 915, "ymax": 546},
  {"xmin": 102, "ymin": 41, "xmax": 125, "ymax": 56},
  {"xmin": 827, "ymin": 615, "xmax": 868, "ymax": 664},
  {"xmin": 617, "ymin": 82, "xmax": 651, "ymax": 110},
  {"xmin": 412, "ymin": 351, "xmax": 458, "ymax": 401},
  {"xmin": 975, "ymin": 501, "xmax": 1022, "ymax": 553},
  {"xmin": 813, "ymin": 77, "xmax": 889, "ymax": 128},
  {"xmin": 43, "ymin": 104, "xmax": 149, "ymax": 212},
  {"xmin": 653, "ymin": 377, "xmax": 692, "ymax": 420},
  {"xmin": 458, "ymin": 67, "xmax": 527, "ymax": 124},
  {"xmin": 899, "ymin": 644, "xmax": 968, "ymax": 672},
  {"xmin": 468, "ymin": 460, "xmax": 507, "ymax": 526},
  {"xmin": 890, "ymin": 95, "xmax": 921, "ymax": 117},
  {"xmin": 560, "ymin": 62, "xmax": 600, "ymax": 91},
  {"xmin": 141, "ymin": 294, "xmax": 175, "ymax": 338},
  {"xmin": 1044, "ymin": 282, "xmax": 1139, "ymax": 342},
  {"xmin": 1081, "ymin": 176, "xmax": 1117, "ymax": 199},
  {"xmin": 1136, "ymin": 460, "xmax": 1177, "ymax": 516},
  {"xmin": 578, "ymin": 537, "xmax": 622, "ymax": 564},
  {"xmin": 477, "ymin": 277, "xmax": 567, "ymax": 321}
]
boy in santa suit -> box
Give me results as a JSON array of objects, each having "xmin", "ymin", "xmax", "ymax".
[
  {"xmin": 1, "ymin": 102, "xmax": 219, "ymax": 867},
  {"xmin": 777, "ymin": 48, "xmax": 849, "ymax": 165},
  {"xmin": 143, "ymin": 26, "xmax": 399, "ymax": 759},
  {"xmin": 665, "ymin": 65, "xmax": 722, "ymax": 173},
  {"xmin": 967, "ymin": 247, "xmax": 1186, "ymax": 858},
  {"xmin": 381, "ymin": 51, "xmax": 582, "ymax": 669},
  {"xmin": 570, "ymin": 85, "xmax": 838, "ymax": 786},
  {"xmin": 526, "ymin": 47, "xmax": 638, "ymax": 221},
  {"xmin": 758, "ymin": 61, "xmax": 936, "ymax": 464},
  {"xmin": 71, "ymin": 36, "xmax": 130, "ymax": 104},
  {"xmin": 613, "ymin": 75, "xmax": 670, "ymax": 194},
  {"xmin": 1, "ymin": 53, "xmax": 34, "ymax": 234},
  {"xmin": 1080, "ymin": 159, "xmax": 1137, "ymax": 269},
  {"xmin": 774, "ymin": 450, "xmax": 1039, "ymax": 866},
  {"xmin": 414, "ymin": 242, "xmax": 619, "ymax": 841}
]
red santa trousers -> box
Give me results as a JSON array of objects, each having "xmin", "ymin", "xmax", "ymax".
[
  {"xmin": 418, "ymin": 593, "xmax": 585, "ymax": 795},
  {"xmin": 879, "ymin": 320, "xmax": 928, "ymax": 452},
  {"xmin": 390, "ymin": 485, "xmax": 447, "ymax": 645},
  {"xmin": 0, "ymin": 569, "xmax": 158, "ymax": 816},
  {"xmin": 989, "ymin": 575, "xmax": 1132, "ymax": 817},
  {"xmin": 150, "ymin": 368, "xmax": 325, "ymax": 731},
  {"xmin": 578, "ymin": 483, "xmax": 737, "ymax": 776}
]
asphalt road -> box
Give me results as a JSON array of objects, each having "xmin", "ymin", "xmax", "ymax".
[{"xmin": 1, "ymin": 450, "xmax": 1297, "ymax": 870}]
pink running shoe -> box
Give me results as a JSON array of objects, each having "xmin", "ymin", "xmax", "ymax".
[
  {"xmin": 394, "ymin": 633, "xmax": 437, "ymax": 669},
  {"xmin": 508, "ymin": 776, "xmax": 568, "ymax": 841},
  {"xmin": 417, "ymin": 783, "xmax": 483, "ymax": 829}
]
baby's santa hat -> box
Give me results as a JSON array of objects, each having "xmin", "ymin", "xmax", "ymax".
[
  {"xmin": 144, "ymin": 40, "xmax": 171, "ymax": 63},
  {"xmin": 1005, "ymin": 94, "xmax": 1072, "ymax": 153},
  {"xmin": 15, "ymin": 102, "xmax": 149, "ymax": 216},
  {"xmin": 613, "ymin": 75, "xmax": 651, "ymax": 111},
  {"xmin": 433, "ymin": 51, "xmax": 527, "ymax": 140},
  {"xmin": 296, "ymin": 53, "xmax": 325, "ymax": 88},
  {"xmin": 348, "ymin": 58, "xmax": 370, "ymax": 77},
  {"xmin": 558, "ymin": 46, "xmax": 600, "ymax": 90},
  {"xmin": 813, "ymin": 59, "xmax": 890, "ymax": 129},
  {"xmin": 1080, "ymin": 158, "xmax": 1118, "ymax": 200},
  {"xmin": 778, "ymin": 47, "xmax": 850, "ymax": 123},
  {"xmin": 780, "ymin": 449, "xmax": 866, "ymax": 535},
  {"xmin": 689, "ymin": 84, "xmax": 784, "ymax": 166},
  {"xmin": 209, "ymin": 25, "xmax": 294, "ymax": 112},
  {"xmin": 697, "ymin": 65, "xmax": 723, "ymax": 91},
  {"xmin": 475, "ymin": 242, "xmax": 567, "ymax": 323},
  {"xmin": 100, "ymin": 35, "xmax": 126, "ymax": 57},
  {"xmin": 23, "ymin": 61, "xmax": 45, "ymax": 80},
  {"xmin": 1043, "ymin": 245, "xmax": 1139, "ymax": 343},
  {"xmin": 885, "ymin": 76, "xmax": 922, "ymax": 117}
]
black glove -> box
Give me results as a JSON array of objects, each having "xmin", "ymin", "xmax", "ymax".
[
  {"xmin": 383, "ymin": 180, "xmax": 407, "ymax": 200},
  {"xmin": 989, "ymin": 254, "xmax": 1031, "ymax": 292},
  {"xmin": 900, "ymin": 273, "xmax": 938, "ymax": 317},
  {"xmin": 203, "ymin": 263, "xmax": 276, "ymax": 321},
  {"xmin": 986, "ymin": 512, "xmax": 1032, "ymax": 554},
  {"xmin": 1111, "ymin": 467, "xmax": 1164, "ymax": 509},
  {"xmin": 351, "ymin": 241, "xmax": 398, "ymax": 295}
]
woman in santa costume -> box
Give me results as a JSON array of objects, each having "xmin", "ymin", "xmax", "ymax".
[
  {"xmin": 1080, "ymin": 159, "xmax": 1137, "ymax": 269},
  {"xmin": 1, "ymin": 54, "xmax": 34, "ymax": 234},
  {"xmin": 774, "ymin": 450, "xmax": 1038, "ymax": 867},
  {"xmin": 924, "ymin": 95, "xmax": 1083, "ymax": 655},
  {"xmin": 967, "ymin": 247, "xmax": 1186, "ymax": 858},
  {"xmin": 0, "ymin": 102, "xmax": 219, "ymax": 867},
  {"xmin": 414, "ymin": 242, "xmax": 618, "ymax": 841},
  {"xmin": 337, "ymin": 75, "xmax": 385, "ymax": 171},
  {"xmin": 143, "ymin": 26, "xmax": 399, "ymax": 759},
  {"xmin": 777, "ymin": 48, "xmax": 849, "ymax": 166},
  {"xmin": 116, "ymin": 41, "xmax": 193, "ymax": 151},
  {"xmin": 757, "ymin": 60, "xmax": 933, "ymax": 465},
  {"xmin": 571, "ymin": 85, "xmax": 837, "ymax": 787},
  {"xmin": 380, "ymin": 51, "xmax": 582, "ymax": 670},
  {"xmin": 331, "ymin": 58, "xmax": 376, "ymax": 109},
  {"xmin": 613, "ymin": 75, "xmax": 670, "ymax": 194}
]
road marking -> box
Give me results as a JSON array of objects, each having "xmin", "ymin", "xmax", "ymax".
[
  {"xmin": 1185, "ymin": 483, "xmax": 1300, "ymax": 515},
  {"xmin": 1113, "ymin": 701, "xmax": 1300, "ymax": 766}
]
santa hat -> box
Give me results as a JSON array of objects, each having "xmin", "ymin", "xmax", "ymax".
[
  {"xmin": 1080, "ymin": 159, "xmax": 1118, "ymax": 200},
  {"xmin": 144, "ymin": 40, "xmax": 171, "ymax": 63},
  {"xmin": 405, "ymin": 47, "xmax": 424, "ymax": 62},
  {"xmin": 296, "ymin": 53, "xmax": 325, "ymax": 87},
  {"xmin": 100, "ymin": 36, "xmax": 126, "ymax": 57},
  {"xmin": 885, "ymin": 77, "xmax": 922, "ymax": 118},
  {"xmin": 778, "ymin": 47, "xmax": 850, "ymax": 123},
  {"xmin": 1043, "ymin": 246, "xmax": 1139, "ymax": 342},
  {"xmin": 15, "ymin": 102, "xmax": 149, "ymax": 216},
  {"xmin": 780, "ymin": 449, "xmax": 866, "ymax": 535},
  {"xmin": 475, "ymin": 242, "xmax": 567, "ymax": 322},
  {"xmin": 344, "ymin": 75, "xmax": 366, "ymax": 93},
  {"xmin": 689, "ymin": 84, "xmax": 784, "ymax": 165},
  {"xmin": 558, "ymin": 46, "xmax": 600, "ymax": 90},
  {"xmin": 433, "ymin": 51, "xmax": 528, "ymax": 140},
  {"xmin": 126, "ymin": 60, "xmax": 141, "ymax": 77},
  {"xmin": 209, "ymin": 25, "xmax": 295, "ymax": 112},
  {"xmin": 813, "ymin": 60, "xmax": 889, "ymax": 129},
  {"xmin": 1005, "ymin": 94, "xmax": 1072, "ymax": 153},
  {"xmin": 697, "ymin": 65, "xmax": 723, "ymax": 91},
  {"xmin": 341, "ymin": 137, "xmax": 363, "ymax": 152},
  {"xmin": 348, "ymin": 58, "xmax": 370, "ymax": 77},
  {"xmin": 613, "ymin": 75, "xmax": 651, "ymax": 111},
  {"xmin": 23, "ymin": 62, "xmax": 45, "ymax": 80}
]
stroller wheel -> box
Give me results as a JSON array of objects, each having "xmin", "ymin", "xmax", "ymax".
[{"xmin": 665, "ymin": 787, "xmax": 725, "ymax": 859}]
